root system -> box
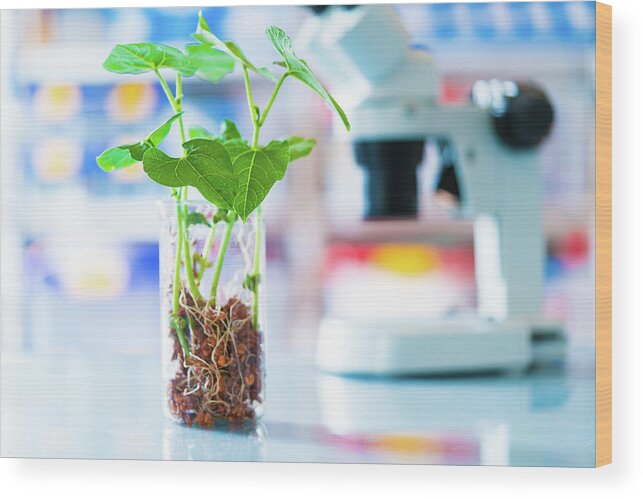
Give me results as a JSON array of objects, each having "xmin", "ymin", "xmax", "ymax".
[{"xmin": 167, "ymin": 288, "xmax": 263, "ymax": 427}]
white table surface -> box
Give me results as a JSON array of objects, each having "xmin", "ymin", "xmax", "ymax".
[{"xmin": 1, "ymin": 289, "xmax": 595, "ymax": 467}]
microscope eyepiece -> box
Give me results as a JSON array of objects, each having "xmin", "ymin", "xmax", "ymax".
[{"xmin": 354, "ymin": 140, "xmax": 425, "ymax": 220}]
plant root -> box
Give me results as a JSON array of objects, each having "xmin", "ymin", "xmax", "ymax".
[{"xmin": 167, "ymin": 287, "xmax": 263, "ymax": 427}]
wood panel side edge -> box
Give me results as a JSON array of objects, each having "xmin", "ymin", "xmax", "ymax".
[{"xmin": 595, "ymin": 0, "xmax": 612, "ymax": 468}]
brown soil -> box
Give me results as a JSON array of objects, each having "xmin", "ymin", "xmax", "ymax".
[{"xmin": 167, "ymin": 290, "xmax": 263, "ymax": 427}]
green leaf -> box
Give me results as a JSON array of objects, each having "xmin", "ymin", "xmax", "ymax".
[
  {"xmin": 187, "ymin": 121, "xmax": 250, "ymax": 166},
  {"xmin": 266, "ymin": 26, "xmax": 350, "ymax": 131},
  {"xmin": 232, "ymin": 140, "xmax": 290, "ymax": 220},
  {"xmin": 129, "ymin": 111, "xmax": 184, "ymax": 161},
  {"xmin": 143, "ymin": 139, "xmax": 237, "ymax": 210},
  {"xmin": 262, "ymin": 140, "xmax": 290, "ymax": 180},
  {"xmin": 212, "ymin": 208, "xmax": 229, "ymax": 225},
  {"xmin": 186, "ymin": 212, "xmax": 212, "ymax": 228},
  {"xmin": 285, "ymin": 136, "xmax": 316, "ymax": 162},
  {"xmin": 243, "ymin": 273, "xmax": 260, "ymax": 293},
  {"xmin": 185, "ymin": 44, "xmax": 235, "ymax": 84},
  {"xmin": 193, "ymin": 11, "xmax": 277, "ymax": 82},
  {"xmin": 189, "ymin": 126, "xmax": 215, "ymax": 140},
  {"xmin": 222, "ymin": 139, "xmax": 251, "ymax": 163},
  {"xmin": 219, "ymin": 119, "xmax": 242, "ymax": 141},
  {"xmin": 146, "ymin": 112, "xmax": 184, "ymax": 153},
  {"xmin": 96, "ymin": 112, "xmax": 183, "ymax": 171},
  {"xmin": 103, "ymin": 43, "xmax": 196, "ymax": 76},
  {"xmin": 125, "ymin": 142, "xmax": 148, "ymax": 162},
  {"xmin": 190, "ymin": 120, "xmax": 242, "ymax": 143},
  {"xmin": 96, "ymin": 146, "xmax": 138, "ymax": 171}
]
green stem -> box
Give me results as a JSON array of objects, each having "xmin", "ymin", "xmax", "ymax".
[
  {"xmin": 185, "ymin": 308, "xmax": 198, "ymax": 353},
  {"xmin": 250, "ymin": 121, "xmax": 261, "ymax": 328},
  {"xmin": 252, "ymin": 125, "xmax": 260, "ymax": 148},
  {"xmin": 242, "ymin": 66, "xmax": 257, "ymax": 126},
  {"xmin": 160, "ymin": 72, "xmax": 199, "ymax": 301},
  {"xmin": 252, "ymin": 206, "xmax": 262, "ymax": 329},
  {"xmin": 209, "ymin": 216, "xmax": 235, "ymax": 306},
  {"xmin": 172, "ymin": 194, "xmax": 190, "ymax": 356},
  {"xmin": 155, "ymin": 69, "xmax": 178, "ymax": 111},
  {"xmin": 176, "ymin": 325, "xmax": 191, "ymax": 358},
  {"xmin": 179, "ymin": 186, "xmax": 202, "ymax": 301},
  {"xmin": 182, "ymin": 204, "xmax": 203, "ymax": 302},
  {"xmin": 156, "ymin": 70, "xmax": 187, "ymax": 145},
  {"xmin": 241, "ymin": 67, "xmax": 268, "ymax": 330},
  {"xmin": 172, "ymin": 190, "xmax": 183, "ymax": 316},
  {"xmin": 258, "ymin": 72, "xmax": 288, "ymax": 126},
  {"xmin": 197, "ymin": 224, "xmax": 217, "ymax": 282},
  {"xmin": 173, "ymin": 75, "xmax": 202, "ymax": 301},
  {"xmin": 155, "ymin": 70, "xmax": 200, "ymax": 354},
  {"xmin": 175, "ymin": 72, "xmax": 184, "ymax": 105},
  {"xmin": 175, "ymin": 73, "xmax": 187, "ymax": 143}
]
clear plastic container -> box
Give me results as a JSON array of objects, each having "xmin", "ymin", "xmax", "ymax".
[{"xmin": 158, "ymin": 200, "xmax": 265, "ymax": 427}]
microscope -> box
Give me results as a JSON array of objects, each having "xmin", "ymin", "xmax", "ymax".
[{"xmin": 301, "ymin": 5, "xmax": 566, "ymax": 375}]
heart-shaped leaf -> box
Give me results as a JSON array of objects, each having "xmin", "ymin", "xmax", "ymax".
[
  {"xmin": 262, "ymin": 140, "xmax": 290, "ymax": 180},
  {"xmin": 223, "ymin": 139, "xmax": 251, "ymax": 163},
  {"xmin": 232, "ymin": 140, "xmax": 289, "ymax": 220},
  {"xmin": 193, "ymin": 11, "xmax": 276, "ymax": 82},
  {"xmin": 143, "ymin": 139, "xmax": 237, "ymax": 210},
  {"xmin": 97, "ymin": 112, "xmax": 183, "ymax": 171},
  {"xmin": 185, "ymin": 44, "xmax": 235, "ymax": 84},
  {"xmin": 285, "ymin": 136, "xmax": 316, "ymax": 162},
  {"xmin": 266, "ymin": 26, "xmax": 350, "ymax": 131},
  {"xmin": 103, "ymin": 43, "xmax": 196, "ymax": 76}
]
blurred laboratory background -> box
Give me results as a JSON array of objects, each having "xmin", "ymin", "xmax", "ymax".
[{"xmin": 1, "ymin": 3, "xmax": 597, "ymax": 466}]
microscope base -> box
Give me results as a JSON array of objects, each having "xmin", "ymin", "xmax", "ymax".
[{"xmin": 316, "ymin": 316, "xmax": 564, "ymax": 376}]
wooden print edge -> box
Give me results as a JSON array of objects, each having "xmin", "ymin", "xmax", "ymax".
[{"xmin": 595, "ymin": 0, "xmax": 612, "ymax": 467}]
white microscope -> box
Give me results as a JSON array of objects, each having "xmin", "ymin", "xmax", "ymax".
[{"xmin": 301, "ymin": 5, "xmax": 566, "ymax": 375}]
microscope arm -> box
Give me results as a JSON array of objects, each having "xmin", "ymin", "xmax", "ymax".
[{"xmin": 441, "ymin": 110, "xmax": 546, "ymax": 322}]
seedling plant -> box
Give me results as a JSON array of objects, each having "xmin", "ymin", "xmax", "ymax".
[{"xmin": 97, "ymin": 12, "xmax": 349, "ymax": 425}]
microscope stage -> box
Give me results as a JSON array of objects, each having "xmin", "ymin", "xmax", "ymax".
[{"xmin": 316, "ymin": 316, "xmax": 559, "ymax": 376}]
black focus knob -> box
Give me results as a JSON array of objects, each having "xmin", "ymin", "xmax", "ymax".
[{"xmin": 473, "ymin": 80, "xmax": 555, "ymax": 149}]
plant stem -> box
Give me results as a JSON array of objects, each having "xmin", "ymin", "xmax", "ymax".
[
  {"xmin": 172, "ymin": 75, "xmax": 203, "ymax": 302},
  {"xmin": 159, "ymin": 72, "xmax": 200, "ymax": 301},
  {"xmin": 156, "ymin": 69, "xmax": 190, "ymax": 354},
  {"xmin": 182, "ymin": 203, "xmax": 203, "ymax": 302},
  {"xmin": 172, "ymin": 193, "xmax": 190, "ymax": 356},
  {"xmin": 172, "ymin": 190, "xmax": 183, "ymax": 316},
  {"xmin": 209, "ymin": 216, "xmax": 235, "ymax": 306},
  {"xmin": 197, "ymin": 224, "xmax": 217, "ymax": 282},
  {"xmin": 175, "ymin": 72, "xmax": 184, "ymax": 105},
  {"xmin": 176, "ymin": 325, "xmax": 191, "ymax": 358},
  {"xmin": 155, "ymin": 69, "xmax": 200, "ymax": 354},
  {"xmin": 175, "ymin": 73, "xmax": 187, "ymax": 143},
  {"xmin": 258, "ymin": 72, "xmax": 288, "ymax": 126},
  {"xmin": 242, "ymin": 66, "xmax": 257, "ymax": 127},
  {"xmin": 252, "ymin": 206, "xmax": 262, "ymax": 329},
  {"xmin": 155, "ymin": 69, "xmax": 178, "ymax": 111},
  {"xmin": 248, "ymin": 79, "xmax": 261, "ymax": 330},
  {"xmin": 240, "ymin": 66, "xmax": 274, "ymax": 330}
]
